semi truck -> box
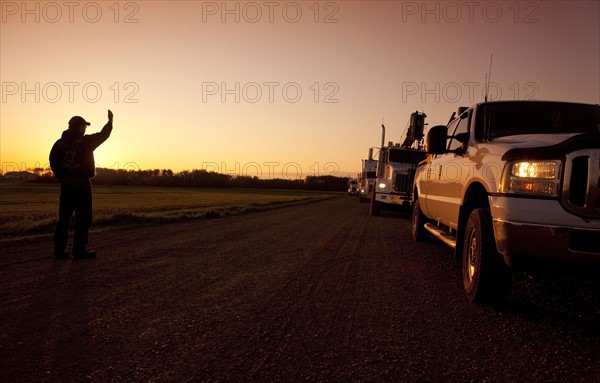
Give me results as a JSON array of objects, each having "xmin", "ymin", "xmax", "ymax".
[
  {"xmin": 358, "ymin": 149, "xmax": 378, "ymax": 203},
  {"xmin": 370, "ymin": 111, "xmax": 428, "ymax": 215},
  {"xmin": 347, "ymin": 178, "xmax": 358, "ymax": 196}
]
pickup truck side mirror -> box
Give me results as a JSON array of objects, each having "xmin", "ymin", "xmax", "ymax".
[{"xmin": 426, "ymin": 125, "xmax": 448, "ymax": 154}]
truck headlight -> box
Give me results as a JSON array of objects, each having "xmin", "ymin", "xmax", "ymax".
[
  {"xmin": 378, "ymin": 181, "xmax": 387, "ymax": 189},
  {"xmin": 511, "ymin": 161, "xmax": 558, "ymax": 179},
  {"xmin": 501, "ymin": 160, "xmax": 561, "ymax": 197}
]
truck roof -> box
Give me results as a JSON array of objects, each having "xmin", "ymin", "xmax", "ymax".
[{"xmin": 470, "ymin": 99, "xmax": 600, "ymax": 108}]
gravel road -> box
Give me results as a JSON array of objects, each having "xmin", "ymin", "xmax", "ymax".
[{"xmin": 1, "ymin": 197, "xmax": 599, "ymax": 382}]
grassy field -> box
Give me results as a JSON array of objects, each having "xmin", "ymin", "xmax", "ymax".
[{"xmin": 0, "ymin": 183, "xmax": 338, "ymax": 238}]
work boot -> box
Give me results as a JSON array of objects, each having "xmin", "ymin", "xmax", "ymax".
[{"xmin": 72, "ymin": 248, "xmax": 97, "ymax": 260}]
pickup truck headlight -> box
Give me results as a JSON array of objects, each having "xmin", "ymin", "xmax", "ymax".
[{"xmin": 501, "ymin": 160, "xmax": 561, "ymax": 197}]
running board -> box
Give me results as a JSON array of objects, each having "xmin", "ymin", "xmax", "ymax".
[{"xmin": 424, "ymin": 223, "xmax": 457, "ymax": 249}]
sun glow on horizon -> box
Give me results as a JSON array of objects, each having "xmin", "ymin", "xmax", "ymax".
[{"xmin": 2, "ymin": 1, "xmax": 599, "ymax": 178}]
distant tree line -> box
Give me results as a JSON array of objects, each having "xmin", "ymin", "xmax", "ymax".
[{"xmin": 5, "ymin": 167, "xmax": 350, "ymax": 192}]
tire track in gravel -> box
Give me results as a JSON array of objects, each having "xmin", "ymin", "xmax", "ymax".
[{"xmin": 244, "ymin": 200, "xmax": 406, "ymax": 381}]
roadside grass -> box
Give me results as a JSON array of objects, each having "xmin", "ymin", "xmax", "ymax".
[{"xmin": 0, "ymin": 183, "xmax": 339, "ymax": 239}]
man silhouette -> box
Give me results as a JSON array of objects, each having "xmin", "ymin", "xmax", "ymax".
[{"xmin": 50, "ymin": 110, "xmax": 114, "ymax": 260}]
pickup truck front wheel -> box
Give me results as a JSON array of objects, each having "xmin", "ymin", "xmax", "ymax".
[
  {"xmin": 462, "ymin": 208, "xmax": 511, "ymax": 303},
  {"xmin": 411, "ymin": 199, "xmax": 429, "ymax": 242}
]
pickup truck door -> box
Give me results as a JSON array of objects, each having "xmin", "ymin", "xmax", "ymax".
[
  {"xmin": 423, "ymin": 113, "xmax": 471, "ymax": 229},
  {"xmin": 425, "ymin": 152, "xmax": 464, "ymax": 228}
]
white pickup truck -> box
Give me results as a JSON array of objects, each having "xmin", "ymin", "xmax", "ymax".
[{"xmin": 412, "ymin": 100, "xmax": 600, "ymax": 302}]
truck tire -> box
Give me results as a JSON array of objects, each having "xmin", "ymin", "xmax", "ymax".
[
  {"xmin": 411, "ymin": 199, "xmax": 429, "ymax": 242},
  {"xmin": 370, "ymin": 189, "xmax": 381, "ymax": 216},
  {"xmin": 462, "ymin": 208, "xmax": 511, "ymax": 303}
]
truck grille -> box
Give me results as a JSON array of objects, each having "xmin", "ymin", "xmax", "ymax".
[
  {"xmin": 394, "ymin": 170, "xmax": 415, "ymax": 194},
  {"xmin": 562, "ymin": 149, "xmax": 600, "ymax": 218}
]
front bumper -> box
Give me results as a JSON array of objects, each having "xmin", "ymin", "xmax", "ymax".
[
  {"xmin": 490, "ymin": 196, "xmax": 600, "ymax": 267},
  {"xmin": 493, "ymin": 219, "xmax": 600, "ymax": 267},
  {"xmin": 374, "ymin": 192, "xmax": 411, "ymax": 205}
]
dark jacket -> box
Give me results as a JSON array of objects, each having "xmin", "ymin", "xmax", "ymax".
[{"xmin": 50, "ymin": 122, "xmax": 112, "ymax": 181}]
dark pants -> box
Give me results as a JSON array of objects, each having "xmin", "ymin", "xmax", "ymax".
[{"xmin": 53, "ymin": 179, "xmax": 92, "ymax": 252}]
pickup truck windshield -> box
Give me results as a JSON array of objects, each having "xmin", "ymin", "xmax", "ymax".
[{"xmin": 477, "ymin": 102, "xmax": 600, "ymax": 139}]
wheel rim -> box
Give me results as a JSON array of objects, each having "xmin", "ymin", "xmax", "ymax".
[{"xmin": 465, "ymin": 229, "xmax": 477, "ymax": 285}]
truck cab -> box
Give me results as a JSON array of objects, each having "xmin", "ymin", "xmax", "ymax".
[
  {"xmin": 358, "ymin": 158, "xmax": 377, "ymax": 203},
  {"xmin": 370, "ymin": 145, "xmax": 427, "ymax": 214},
  {"xmin": 370, "ymin": 111, "xmax": 427, "ymax": 215},
  {"xmin": 347, "ymin": 178, "xmax": 358, "ymax": 196}
]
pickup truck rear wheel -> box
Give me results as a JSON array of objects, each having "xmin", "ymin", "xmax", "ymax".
[
  {"xmin": 411, "ymin": 199, "xmax": 429, "ymax": 242},
  {"xmin": 462, "ymin": 208, "xmax": 511, "ymax": 303}
]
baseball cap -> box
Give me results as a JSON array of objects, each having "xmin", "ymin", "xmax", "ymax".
[{"xmin": 68, "ymin": 116, "xmax": 90, "ymax": 128}]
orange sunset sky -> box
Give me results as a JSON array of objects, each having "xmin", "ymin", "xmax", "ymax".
[{"xmin": 1, "ymin": 0, "xmax": 599, "ymax": 179}]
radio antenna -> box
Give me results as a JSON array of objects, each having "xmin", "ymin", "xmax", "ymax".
[
  {"xmin": 483, "ymin": 54, "xmax": 494, "ymax": 141},
  {"xmin": 485, "ymin": 54, "xmax": 493, "ymax": 102}
]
